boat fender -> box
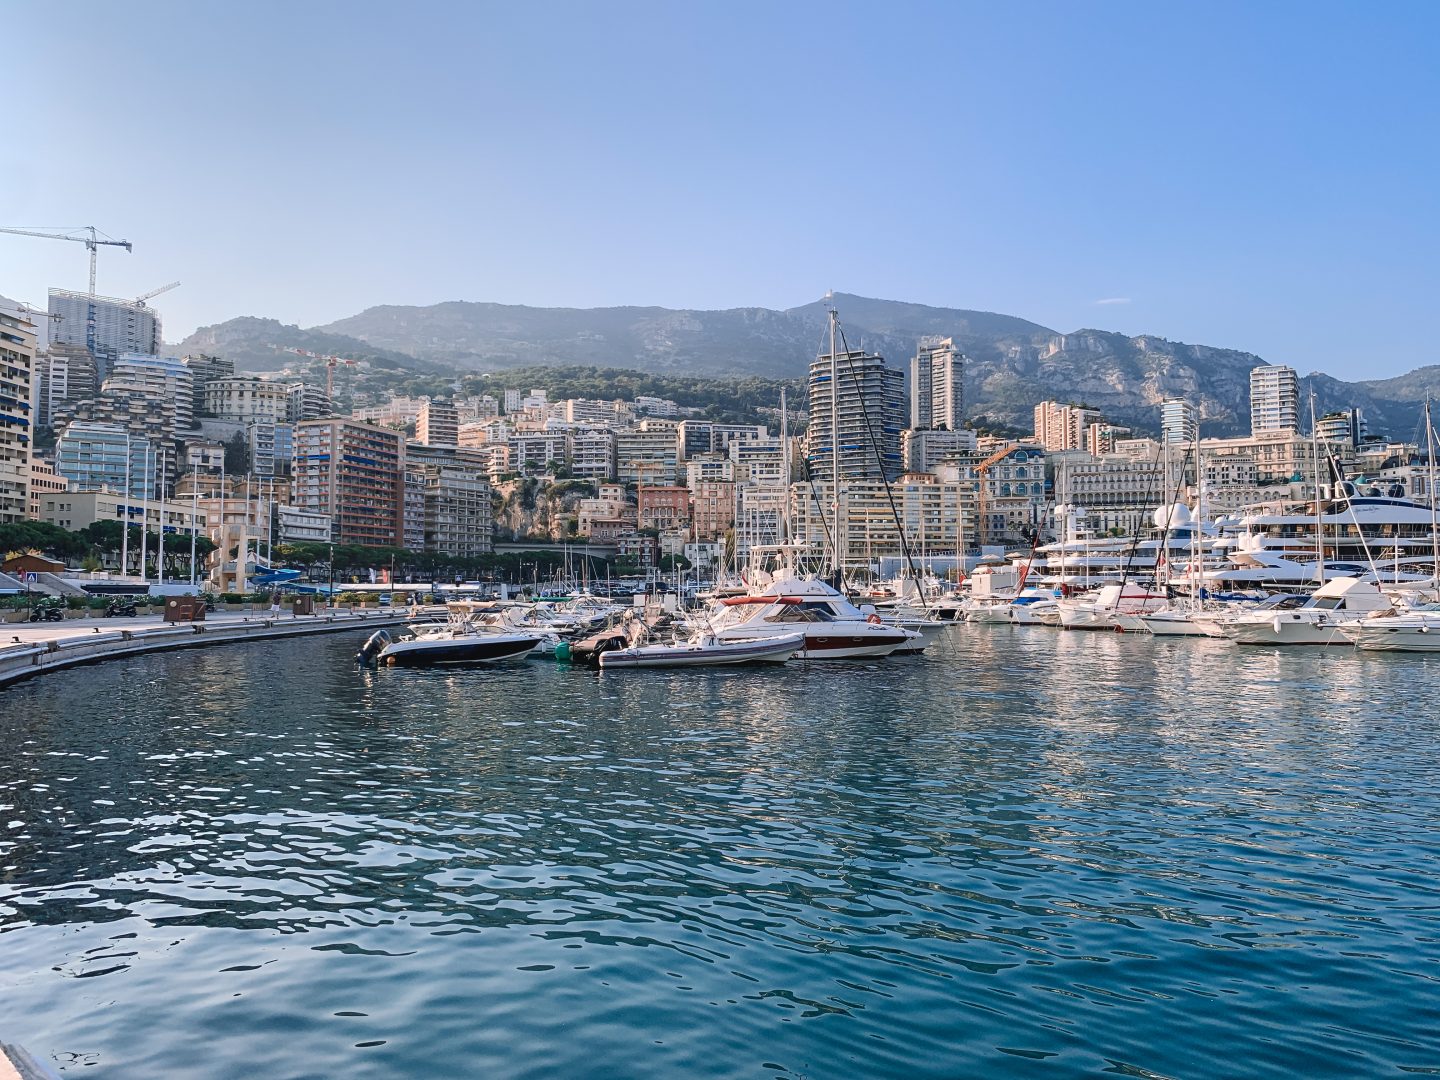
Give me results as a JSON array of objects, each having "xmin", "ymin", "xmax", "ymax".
[{"xmin": 866, "ymin": 613, "xmax": 882, "ymax": 625}]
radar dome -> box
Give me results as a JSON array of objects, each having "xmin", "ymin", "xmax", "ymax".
[{"xmin": 1152, "ymin": 503, "xmax": 1193, "ymax": 530}]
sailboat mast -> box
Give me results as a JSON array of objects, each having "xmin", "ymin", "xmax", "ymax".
[
  {"xmin": 1426, "ymin": 396, "xmax": 1438, "ymax": 588},
  {"xmin": 779, "ymin": 387, "xmax": 790, "ymax": 546},
  {"xmin": 1309, "ymin": 389, "xmax": 1325, "ymax": 584},
  {"xmin": 828, "ymin": 299, "xmax": 842, "ymax": 577}
]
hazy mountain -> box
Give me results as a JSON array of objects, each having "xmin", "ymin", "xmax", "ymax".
[
  {"xmin": 170, "ymin": 316, "xmax": 441, "ymax": 373},
  {"xmin": 173, "ymin": 294, "xmax": 1432, "ymax": 439}
]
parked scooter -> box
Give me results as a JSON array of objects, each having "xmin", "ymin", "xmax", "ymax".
[
  {"xmin": 104, "ymin": 599, "xmax": 138, "ymax": 618},
  {"xmin": 28, "ymin": 600, "xmax": 64, "ymax": 622}
]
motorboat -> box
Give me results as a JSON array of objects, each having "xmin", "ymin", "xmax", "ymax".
[
  {"xmin": 702, "ymin": 573, "xmax": 920, "ymax": 659},
  {"xmin": 1219, "ymin": 577, "xmax": 1392, "ymax": 645},
  {"xmin": 357, "ymin": 619, "xmax": 543, "ymax": 667},
  {"xmin": 1056, "ymin": 582, "xmax": 1169, "ymax": 630},
  {"xmin": 1338, "ymin": 611, "xmax": 1440, "ymax": 652},
  {"xmin": 597, "ymin": 631, "xmax": 805, "ymax": 668}
]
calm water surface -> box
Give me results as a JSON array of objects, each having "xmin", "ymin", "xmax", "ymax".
[{"xmin": 2, "ymin": 627, "xmax": 1439, "ymax": 1078}]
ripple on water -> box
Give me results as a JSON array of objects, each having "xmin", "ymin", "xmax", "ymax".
[{"xmin": 2, "ymin": 631, "xmax": 1440, "ymax": 1078}]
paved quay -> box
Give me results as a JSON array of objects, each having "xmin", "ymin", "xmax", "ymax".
[{"xmin": 0, "ymin": 607, "xmax": 413, "ymax": 688}]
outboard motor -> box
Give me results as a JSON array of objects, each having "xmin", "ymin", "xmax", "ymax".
[{"xmin": 356, "ymin": 629, "xmax": 392, "ymax": 665}]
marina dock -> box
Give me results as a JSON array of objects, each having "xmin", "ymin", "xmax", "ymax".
[{"xmin": 0, "ymin": 608, "xmax": 411, "ymax": 687}]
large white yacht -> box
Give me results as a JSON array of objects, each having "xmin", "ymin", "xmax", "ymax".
[{"xmin": 1205, "ymin": 489, "xmax": 1440, "ymax": 588}]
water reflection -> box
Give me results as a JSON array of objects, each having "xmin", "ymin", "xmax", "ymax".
[{"xmin": 2, "ymin": 630, "xmax": 1439, "ymax": 1078}]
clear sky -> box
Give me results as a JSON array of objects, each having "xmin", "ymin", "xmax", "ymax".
[{"xmin": 5, "ymin": 1, "xmax": 1437, "ymax": 380}]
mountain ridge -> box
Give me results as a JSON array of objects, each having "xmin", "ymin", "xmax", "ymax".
[{"xmin": 171, "ymin": 293, "xmax": 1430, "ymax": 439}]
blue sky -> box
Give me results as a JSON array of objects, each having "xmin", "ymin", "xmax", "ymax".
[{"xmin": 5, "ymin": 1, "xmax": 1437, "ymax": 380}]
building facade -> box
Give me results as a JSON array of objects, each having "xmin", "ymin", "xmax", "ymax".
[
  {"xmin": 0, "ymin": 308, "xmax": 35, "ymax": 522},
  {"xmin": 1033, "ymin": 401, "xmax": 1102, "ymax": 453},
  {"xmin": 1249, "ymin": 365, "xmax": 1300, "ymax": 435},
  {"xmin": 806, "ymin": 348, "xmax": 905, "ymax": 482},
  {"xmin": 416, "ymin": 399, "xmax": 460, "ymax": 447},
  {"xmin": 910, "ymin": 336, "xmax": 964, "ymax": 431},
  {"xmin": 291, "ymin": 419, "xmax": 405, "ymax": 548}
]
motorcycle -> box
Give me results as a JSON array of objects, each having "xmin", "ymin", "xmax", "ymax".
[{"xmin": 105, "ymin": 599, "xmax": 138, "ymax": 618}]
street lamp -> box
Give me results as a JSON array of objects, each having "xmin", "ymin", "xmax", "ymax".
[{"xmin": 328, "ymin": 542, "xmax": 336, "ymax": 607}]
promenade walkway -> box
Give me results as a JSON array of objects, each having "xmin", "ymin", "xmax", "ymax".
[{"xmin": 0, "ymin": 607, "xmax": 415, "ymax": 688}]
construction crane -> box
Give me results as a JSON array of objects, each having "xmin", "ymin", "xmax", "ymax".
[
  {"xmin": 268, "ymin": 345, "xmax": 356, "ymax": 400},
  {"xmin": 972, "ymin": 441, "xmax": 1019, "ymax": 548},
  {"xmin": 0, "ymin": 225, "xmax": 132, "ymax": 296},
  {"xmin": 134, "ymin": 281, "xmax": 180, "ymax": 307}
]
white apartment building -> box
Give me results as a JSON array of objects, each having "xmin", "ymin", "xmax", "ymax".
[
  {"xmin": 568, "ymin": 428, "xmax": 615, "ymax": 480},
  {"xmin": 1249, "ymin": 365, "xmax": 1300, "ymax": 435},
  {"xmin": 616, "ymin": 421, "xmax": 679, "ymax": 484},
  {"xmin": 910, "ymin": 336, "xmax": 965, "ymax": 431},
  {"xmin": 204, "ymin": 377, "xmax": 291, "ymax": 424}
]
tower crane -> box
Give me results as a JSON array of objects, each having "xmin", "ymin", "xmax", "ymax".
[
  {"xmin": 0, "ymin": 226, "xmax": 133, "ymax": 296},
  {"xmin": 134, "ymin": 281, "xmax": 180, "ymax": 307},
  {"xmin": 268, "ymin": 345, "xmax": 356, "ymax": 401}
]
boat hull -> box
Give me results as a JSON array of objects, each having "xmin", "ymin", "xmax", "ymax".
[
  {"xmin": 379, "ymin": 634, "xmax": 541, "ymax": 666},
  {"xmin": 598, "ymin": 634, "xmax": 804, "ymax": 668}
]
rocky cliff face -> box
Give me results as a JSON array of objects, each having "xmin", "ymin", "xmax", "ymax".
[{"xmin": 491, "ymin": 479, "xmax": 599, "ymax": 541}]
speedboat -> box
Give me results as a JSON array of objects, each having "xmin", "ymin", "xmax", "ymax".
[
  {"xmin": 1219, "ymin": 577, "xmax": 1391, "ymax": 646},
  {"xmin": 1337, "ymin": 610, "xmax": 1440, "ymax": 652},
  {"xmin": 704, "ymin": 578, "xmax": 920, "ymax": 658},
  {"xmin": 357, "ymin": 619, "xmax": 543, "ymax": 667},
  {"xmin": 597, "ymin": 631, "xmax": 805, "ymax": 668}
]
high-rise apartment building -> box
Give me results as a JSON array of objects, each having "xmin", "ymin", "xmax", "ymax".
[
  {"xmin": 416, "ymin": 399, "xmax": 460, "ymax": 447},
  {"xmin": 35, "ymin": 343, "xmax": 97, "ymax": 430},
  {"xmin": 1249, "ymin": 365, "xmax": 1300, "ymax": 435},
  {"xmin": 48, "ymin": 289, "xmax": 161, "ymax": 373},
  {"xmin": 0, "ymin": 307, "xmax": 35, "ymax": 522},
  {"xmin": 1033, "ymin": 401, "xmax": 1102, "ymax": 453},
  {"xmin": 291, "ymin": 419, "xmax": 405, "ymax": 548},
  {"xmin": 910, "ymin": 337, "xmax": 965, "ymax": 430},
  {"xmin": 103, "ymin": 354, "xmax": 195, "ymax": 436},
  {"xmin": 807, "ymin": 349, "xmax": 905, "ymax": 481},
  {"xmin": 1160, "ymin": 399, "xmax": 1199, "ymax": 445}
]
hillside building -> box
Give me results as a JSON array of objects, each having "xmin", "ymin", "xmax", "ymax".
[{"xmin": 910, "ymin": 336, "xmax": 965, "ymax": 430}]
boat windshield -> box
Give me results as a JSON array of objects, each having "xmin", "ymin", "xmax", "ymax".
[{"xmin": 764, "ymin": 603, "xmax": 837, "ymax": 623}]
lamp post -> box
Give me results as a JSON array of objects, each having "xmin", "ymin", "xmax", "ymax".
[
  {"xmin": 328, "ymin": 542, "xmax": 336, "ymax": 607},
  {"xmin": 189, "ymin": 466, "xmax": 199, "ymax": 588}
]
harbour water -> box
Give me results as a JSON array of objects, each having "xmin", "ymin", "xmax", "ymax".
[{"xmin": 2, "ymin": 628, "xmax": 1438, "ymax": 1078}]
